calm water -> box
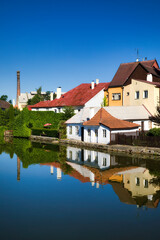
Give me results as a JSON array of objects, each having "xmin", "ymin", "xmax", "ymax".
[{"xmin": 0, "ymin": 139, "xmax": 160, "ymax": 240}]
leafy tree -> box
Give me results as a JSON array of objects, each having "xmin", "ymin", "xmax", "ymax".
[
  {"xmin": 63, "ymin": 106, "xmax": 75, "ymax": 120},
  {"xmin": 8, "ymin": 105, "xmax": 14, "ymax": 130},
  {"xmin": 27, "ymin": 87, "xmax": 43, "ymax": 105},
  {"xmin": 0, "ymin": 95, "xmax": 8, "ymax": 101},
  {"xmin": 44, "ymin": 91, "xmax": 51, "ymax": 101},
  {"xmin": 149, "ymin": 106, "xmax": 160, "ymax": 126}
]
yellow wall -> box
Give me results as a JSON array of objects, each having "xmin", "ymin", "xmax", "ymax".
[
  {"xmin": 123, "ymin": 79, "xmax": 159, "ymax": 115},
  {"xmin": 106, "ymin": 87, "xmax": 123, "ymax": 106}
]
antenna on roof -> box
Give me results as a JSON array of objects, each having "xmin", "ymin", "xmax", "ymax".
[{"xmin": 136, "ymin": 49, "xmax": 139, "ymax": 62}]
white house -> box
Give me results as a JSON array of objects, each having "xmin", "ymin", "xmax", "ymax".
[
  {"xmin": 66, "ymin": 105, "xmax": 152, "ymax": 143},
  {"xmin": 30, "ymin": 80, "xmax": 110, "ymax": 113}
]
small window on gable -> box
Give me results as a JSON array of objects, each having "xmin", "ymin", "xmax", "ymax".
[{"xmin": 127, "ymin": 92, "xmax": 129, "ymax": 96}]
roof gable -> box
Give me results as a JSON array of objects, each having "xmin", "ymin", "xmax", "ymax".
[
  {"xmin": 109, "ymin": 59, "xmax": 160, "ymax": 87},
  {"xmin": 83, "ymin": 108, "xmax": 139, "ymax": 130}
]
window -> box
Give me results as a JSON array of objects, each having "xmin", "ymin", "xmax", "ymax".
[
  {"xmin": 143, "ymin": 90, "xmax": 148, "ymax": 99},
  {"xmin": 135, "ymin": 91, "xmax": 139, "ymax": 99},
  {"xmin": 112, "ymin": 93, "xmax": 121, "ymax": 101},
  {"xmin": 103, "ymin": 129, "xmax": 106, "ymax": 138},
  {"xmin": 88, "ymin": 154, "xmax": 91, "ymax": 162},
  {"xmin": 54, "ymin": 109, "xmax": 57, "ymax": 113},
  {"xmin": 88, "ymin": 129, "xmax": 91, "ymax": 136},
  {"xmin": 135, "ymin": 177, "xmax": 140, "ymax": 186},
  {"xmin": 102, "ymin": 157, "xmax": 107, "ymax": 166},
  {"xmin": 75, "ymin": 126, "xmax": 79, "ymax": 135},
  {"xmin": 69, "ymin": 151, "xmax": 72, "ymax": 160},
  {"xmin": 127, "ymin": 92, "xmax": 129, "ymax": 96},
  {"xmin": 95, "ymin": 129, "xmax": 98, "ymax": 137},
  {"xmin": 69, "ymin": 126, "xmax": 72, "ymax": 135},
  {"xmin": 144, "ymin": 179, "xmax": 148, "ymax": 188}
]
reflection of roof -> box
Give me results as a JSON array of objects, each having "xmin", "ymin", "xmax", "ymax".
[
  {"xmin": 109, "ymin": 60, "xmax": 160, "ymax": 87},
  {"xmin": 40, "ymin": 162, "xmax": 90, "ymax": 183},
  {"xmin": 83, "ymin": 108, "xmax": 139, "ymax": 130},
  {"xmin": 31, "ymin": 83, "xmax": 110, "ymax": 108}
]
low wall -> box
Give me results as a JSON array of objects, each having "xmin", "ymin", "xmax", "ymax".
[
  {"xmin": 60, "ymin": 139, "xmax": 160, "ymax": 157},
  {"xmin": 30, "ymin": 135, "xmax": 59, "ymax": 144}
]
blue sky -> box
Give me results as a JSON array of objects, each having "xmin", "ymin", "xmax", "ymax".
[{"xmin": 0, "ymin": 0, "xmax": 160, "ymax": 101}]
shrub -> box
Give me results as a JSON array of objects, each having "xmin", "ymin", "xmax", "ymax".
[
  {"xmin": 32, "ymin": 128, "xmax": 59, "ymax": 138},
  {"xmin": 146, "ymin": 128, "xmax": 160, "ymax": 136},
  {"xmin": 58, "ymin": 120, "xmax": 67, "ymax": 139},
  {"xmin": 13, "ymin": 108, "xmax": 64, "ymax": 137}
]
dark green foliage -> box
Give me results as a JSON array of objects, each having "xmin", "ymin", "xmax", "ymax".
[
  {"xmin": 0, "ymin": 107, "xmax": 20, "ymax": 128},
  {"xmin": 32, "ymin": 128, "xmax": 59, "ymax": 138},
  {"xmin": 146, "ymin": 128, "xmax": 160, "ymax": 136},
  {"xmin": 27, "ymin": 87, "xmax": 51, "ymax": 105},
  {"xmin": 13, "ymin": 108, "xmax": 64, "ymax": 137},
  {"xmin": 0, "ymin": 95, "xmax": 8, "ymax": 101},
  {"xmin": 8, "ymin": 105, "xmax": 14, "ymax": 130},
  {"xmin": 58, "ymin": 120, "xmax": 67, "ymax": 139},
  {"xmin": 63, "ymin": 106, "xmax": 75, "ymax": 120},
  {"xmin": 149, "ymin": 106, "xmax": 160, "ymax": 126}
]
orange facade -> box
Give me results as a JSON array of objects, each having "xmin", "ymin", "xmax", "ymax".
[{"xmin": 105, "ymin": 87, "xmax": 123, "ymax": 106}]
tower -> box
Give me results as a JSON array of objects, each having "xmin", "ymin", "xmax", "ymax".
[{"xmin": 16, "ymin": 71, "xmax": 20, "ymax": 107}]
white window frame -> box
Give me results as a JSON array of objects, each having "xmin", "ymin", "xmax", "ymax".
[
  {"xmin": 69, "ymin": 126, "xmax": 72, "ymax": 135},
  {"xmin": 75, "ymin": 126, "xmax": 79, "ymax": 135},
  {"xmin": 135, "ymin": 91, "xmax": 140, "ymax": 99},
  {"xmin": 112, "ymin": 93, "xmax": 121, "ymax": 101},
  {"xmin": 143, "ymin": 90, "xmax": 148, "ymax": 99},
  {"xmin": 103, "ymin": 129, "xmax": 106, "ymax": 138}
]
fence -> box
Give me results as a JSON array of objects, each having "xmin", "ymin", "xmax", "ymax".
[{"xmin": 110, "ymin": 132, "xmax": 160, "ymax": 148}]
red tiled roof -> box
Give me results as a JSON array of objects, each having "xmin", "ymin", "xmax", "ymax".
[
  {"xmin": 0, "ymin": 100, "xmax": 10, "ymax": 109},
  {"xmin": 109, "ymin": 59, "xmax": 160, "ymax": 87},
  {"xmin": 31, "ymin": 82, "xmax": 110, "ymax": 108},
  {"xmin": 83, "ymin": 108, "xmax": 139, "ymax": 130}
]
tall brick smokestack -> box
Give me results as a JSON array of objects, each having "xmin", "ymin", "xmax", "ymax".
[{"xmin": 16, "ymin": 71, "xmax": 20, "ymax": 107}]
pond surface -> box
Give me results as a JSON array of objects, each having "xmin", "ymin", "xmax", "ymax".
[{"xmin": 0, "ymin": 139, "xmax": 160, "ymax": 240}]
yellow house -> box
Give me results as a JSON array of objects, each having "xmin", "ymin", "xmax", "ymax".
[
  {"xmin": 106, "ymin": 59, "xmax": 160, "ymax": 107},
  {"xmin": 123, "ymin": 79, "xmax": 160, "ymax": 116}
]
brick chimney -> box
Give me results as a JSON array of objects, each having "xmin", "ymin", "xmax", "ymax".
[{"xmin": 16, "ymin": 71, "xmax": 20, "ymax": 107}]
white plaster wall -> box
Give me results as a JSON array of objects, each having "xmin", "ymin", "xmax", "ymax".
[
  {"xmin": 66, "ymin": 146, "xmax": 82, "ymax": 161},
  {"xmin": 111, "ymin": 128, "xmax": 139, "ymax": 134},
  {"xmin": 85, "ymin": 89, "xmax": 104, "ymax": 107},
  {"xmin": 84, "ymin": 125, "xmax": 110, "ymax": 144},
  {"xmin": 67, "ymin": 124, "xmax": 82, "ymax": 140},
  {"xmin": 132, "ymin": 120, "xmax": 151, "ymax": 131}
]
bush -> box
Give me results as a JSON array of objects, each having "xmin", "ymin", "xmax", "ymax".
[
  {"xmin": 58, "ymin": 120, "xmax": 67, "ymax": 139},
  {"xmin": 146, "ymin": 128, "xmax": 160, "ymax": 136},
  {"xmin": 32, "ymin": 128, "xmax": 59, "ymax": 138},
  {"xmin": 13, "ymin": 108, "xmax": 64, "ymax": 137}
]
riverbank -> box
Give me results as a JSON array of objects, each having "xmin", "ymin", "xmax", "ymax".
[{"xmin": 30, "ymin": 135, "xmax": 160, "ymax": 159}]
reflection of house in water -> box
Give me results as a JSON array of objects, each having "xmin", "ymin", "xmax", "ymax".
[
  {"xmin": 67, "ymin": 146, "xmax": 118, "ymax": 170},
  {"xmin": 17, "ymin": 157, "xmax": 20, "ymax": 181},
  {"xmin": 109, "ymin": 167, "xmax": 160, "ymax": 208}
]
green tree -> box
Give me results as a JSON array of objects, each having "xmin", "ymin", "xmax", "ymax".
[
  {"xmin": 63, "ymin": 106, "xmax": 75, "ymax": 120},
  {"xmin": 44, "ymin": 91, "xmax": 51, "ymax": 100},
  {"xmin": 27, "ymin": 87, "xmax": 44, "ymax": 105},
  {"xmin": 149, "ymin": 106, "xmax": 160, "ymax": 126},
  {"xmin": 0, "ymin": 95, "xmax": 8, "ymax": 101},
  {"xmin": 8, "ymin": 105, "xmax": 14, "ymax": 130}
]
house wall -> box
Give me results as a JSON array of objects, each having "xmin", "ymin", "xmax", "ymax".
[
  {"xmin": 107, "ymin": 87, "xmax": 123, "ymax": 106},
  {"xmin": 85, "ymin": 89, "xmax": 105, "ymax": 107},
  {"xmin": 67, "ymin": 124, "xmax": 82, "ymax": 141},
  {"xmin": 123, "ymin": 79, "xmax": 159, "ymax": 115},
  {"xmin": 84, "ymin": 125, "xmax": 110, "ymax": 144}
]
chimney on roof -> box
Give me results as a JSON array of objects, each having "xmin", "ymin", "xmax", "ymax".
[
  {"xmin": 96, "ymin": 78, "xmax": 99, "ymax": 85},
  {"xmin": 16, "ymin": 71, "xmax": 20, "ymax": 107},
  {"xmin": 57, "ymin": 87, "xmax": 62, "ymax": 99},
  {"xmin": 91, "ymin": 81, "xmax": 95, "ymax": 90},
  {"xmin": 147, "ymin": 73, "xmax": 153, "ymax": 82},
  {"xmin": 50, "ymin": 92, "xmax": 53, "ymax": 101}
]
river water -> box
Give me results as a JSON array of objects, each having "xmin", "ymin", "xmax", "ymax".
[{"xmin": 0, "ymin": 139, "xmax": 160, "ymax": 240}]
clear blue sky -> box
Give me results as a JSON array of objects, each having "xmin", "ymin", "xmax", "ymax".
[{"xmin": 0, "ymin": 0, "xmax": 160, "ymax": 101}]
